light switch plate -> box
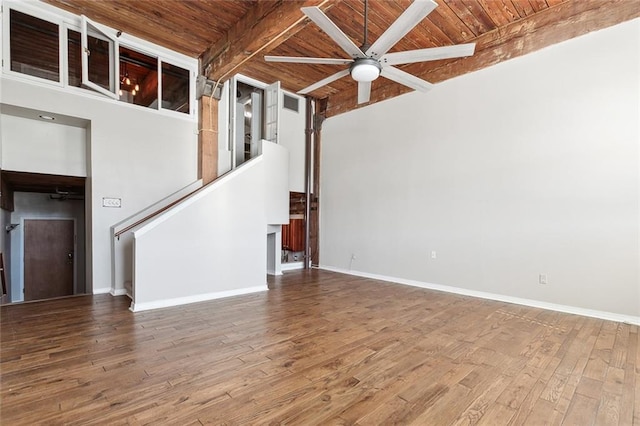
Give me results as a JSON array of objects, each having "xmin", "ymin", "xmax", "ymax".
[{"xmin": 102, "ymin": 197, "xmax": 122, "ymax": 208}]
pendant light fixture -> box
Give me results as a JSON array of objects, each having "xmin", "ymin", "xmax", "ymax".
[{"xmin": 120, "ymin": 62, "xmax": 138, "ymax": 97}]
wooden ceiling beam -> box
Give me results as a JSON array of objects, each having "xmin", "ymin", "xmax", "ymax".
[
  {"xmin": 325, "ymin": 0, "xmax": 640, "ymax": 117},
  {"xmin": 201, "ymin": 0, "xmax": 342, "ymax": 82}
]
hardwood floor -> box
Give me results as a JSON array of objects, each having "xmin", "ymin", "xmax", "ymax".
[{"xmin": 1, "ymin": 270, "xmax": 638, "ymax": 425}]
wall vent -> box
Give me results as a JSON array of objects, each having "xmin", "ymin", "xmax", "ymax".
[{"xmin": 283, "ymin": 94, "xmax": 299, "ymax": 112}]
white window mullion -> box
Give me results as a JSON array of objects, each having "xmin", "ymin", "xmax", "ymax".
[
  {"xmin": 58, "ymin": 19, "xmax": 65, "ymax": 84},
  {"xmin": 157, "ymin": 59, "xmax": 162, "ymax": 110},
  {"xmin": 112, "ymin": 39, "xmax": 119, "ymax": 94},
  {"xmin": 2, "ymin": 6, "xmax": 11, "ymax": 74}
]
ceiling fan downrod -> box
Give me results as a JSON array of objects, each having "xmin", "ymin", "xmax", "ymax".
[
  {"xmin": 350, "ymin": 0, "xmax": 379, "ymax": 84},
  {"xmin": 361, "ymin": 0, "xmax": 370, "ymax": 52}
]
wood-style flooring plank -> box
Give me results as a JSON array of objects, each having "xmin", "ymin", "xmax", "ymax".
[{"xmin": 1, "ymin": 269, "xmax": 637, "ymax": 425}]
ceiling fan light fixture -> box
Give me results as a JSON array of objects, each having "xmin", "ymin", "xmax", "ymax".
[{"xmin": 350, "ymin": 59, "xmax": 381, "ymax": 82}]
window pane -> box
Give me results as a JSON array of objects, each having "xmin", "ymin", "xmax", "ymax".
[
  {"xmin": 10, "ymin": 10, "xmax": 59, "ymax": 82},
  {"xmin": 119, "ymin": 47, "xmax": 157, "ymax": 108},
  {"xmin": 162, "ymin": 62, "xmax": 190, "ymax": 114},
  {"xmin": 69, "ymin": 30, "xmax": 112, "ymax": 91}
]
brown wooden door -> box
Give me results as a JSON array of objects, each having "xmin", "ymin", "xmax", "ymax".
[{"xmin": 24, "ymin": 219, "xmax": 74, "ymax": 301}]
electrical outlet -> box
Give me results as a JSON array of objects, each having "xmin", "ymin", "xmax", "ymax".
[
  {"xmin": 430, "ymin": 251, "xmax": 437, "ymax": 259},
  {"xmin": 539, "ymin": 274, "xmax": 548, "ymax": 285}
]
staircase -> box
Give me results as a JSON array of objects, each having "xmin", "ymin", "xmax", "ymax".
[
  {"xmin": 111, "ymin": 179, "xmax": 204, "ymax": 297},
  {"xmin": 112, "ymin": 141, "xmax": 289, "ymax": 312}
]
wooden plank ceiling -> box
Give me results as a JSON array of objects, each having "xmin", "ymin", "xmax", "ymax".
[{"xmin": 44, "ymin": 0, "xmax": 639, "ymax": 117}]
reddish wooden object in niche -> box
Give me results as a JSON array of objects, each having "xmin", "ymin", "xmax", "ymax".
[{"xmin": 282, "ymin": 218, "xmax": 305, "ymax": 252}]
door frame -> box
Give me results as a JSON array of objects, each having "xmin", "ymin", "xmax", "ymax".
[
  {"xmin": 21, "ymin": 216, "xmax": 77, "ymax": 300},
  {"xmin": 230, "ymin": 74, "xmax": 276, "ymax": 169}
]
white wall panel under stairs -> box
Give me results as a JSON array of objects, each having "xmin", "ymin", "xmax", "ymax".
[{"xmin": 130, "ymin": 141, "xmax": 288, "ymax": 311}]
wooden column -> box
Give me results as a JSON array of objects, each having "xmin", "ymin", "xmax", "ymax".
[{"xmin": 198, "ymin": 95, "xmax": 218, "ymax": 185}]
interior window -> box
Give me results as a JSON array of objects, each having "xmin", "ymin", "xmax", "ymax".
[
  {"xmin": 68, "ymin": 29, "xmax": 111, "ymax": 90},
  {"xmin": 10, "ymin": 10, "xmax": 60, "ymax": 82},
  {"xmin": 162, "ymin": 62, "xmax": 190, "ymax": 114},
  {"xmin": 119, "ymin": 46, "xmax": 158, "ymax": 108},
  {"xmin": 7, "ymin": 9, "xmax": 194, "ymax": 117},
  {"xmin": 79, "ymin": 16, "xmax": 117, "ymax": 98}
]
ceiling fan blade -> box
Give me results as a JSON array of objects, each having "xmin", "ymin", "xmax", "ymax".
[
  {"xmin": 298, "ymin": 69, "xmax": 350, "ymax": 95},
  {"xmin": 380, "ymin": 43, "xmax": 476, "ymax": 66},
  {"xmin": 381, "ymin": 66, "xmax": 433, "ymax": 92},
  {"xmin": 357, "ymin": 81, "xmax": 371, "ymax": 104},
  {"xmin": 265, "ymin": 56, "xmax": 353, "ymax": 65},
  {"xmin": 301, "ymin": 7, "xmax": 366, "ymax": 59},
  {"xmin": 365, "ymin": 0, "xmax": 437, "ymax": 59}
]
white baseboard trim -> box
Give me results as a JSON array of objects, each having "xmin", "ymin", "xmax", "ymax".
[
  {"xmin": 129, "ymin": 285, "xmax": 268, "ymax": 312},
  {"xmin": 267, "ymin": 269, "xmax": 283, "ymax": 276},
  {"xmin": 318, "ymin": 265, "xmax": 640, "ymax": 326},
  {"xmin": 92, "ymin": 287, "xmax": 112, "ymax": 295},
  {"xmin": 281, "ymin": 261, "xmax": 304, "ymax": 271},
  {"xmin": 110, "ymin": 288, "xmax": 128, "ymax": 296}
]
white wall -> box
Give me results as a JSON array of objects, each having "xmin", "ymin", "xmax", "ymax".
[
  {"xmin": 110, "ymin": 179, "xmax": 203, "ymax": 296},
  {"xmin": 132, "ymin": 141, "xmax": 289, "ymax": 311},
  {"xmin": 279, "ymin": 91, "xmax": 307, "ymax": 193},
  {"xmin": 133, "ymin": 160, "xmax": 266, "ymax": 311},
  {"xmin": 9, "ymin": 192, "xmax": 85, "ymax": 302},
  {"xmin": 1, "ymin": 77, "xmax": 198, "ymax": 293},
  {"xmin": 264, "ymin": 141, "xmax": 289, "ymax": 225},
  {"xmin": 320, "ymin": 19, "xmax": 640, "ymax": 320},
  {"xmin": 1, "ymin": 114, "xmax": 86, "ymax": 176}
]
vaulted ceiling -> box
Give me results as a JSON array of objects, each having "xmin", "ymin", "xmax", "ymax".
[{"xmin": 44, "ymin": 0, "xmax": 639, "ymax": 117}]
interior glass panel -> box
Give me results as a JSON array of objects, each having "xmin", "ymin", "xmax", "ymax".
[
  {"xmin": 161, "ymin": 62, "xmax": 190, "ymax": 114},
  {"xmin": 10, "ymin": 10, "xmax": 60, "ymax": 82},
  {"xmin": 68, "ymin": 29, "xmax": 111, "ymax": 90},
  {"xmin": 67, "ymin": 30, "xmax": 81, "ymax": 87},
  {"xmin": 119, "ymin": 46, "xmax": 158, "ymax": 108}
]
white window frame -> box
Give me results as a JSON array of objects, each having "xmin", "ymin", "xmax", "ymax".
[
  {"xmin": 228, "ymin": 74, "xmax": 281, "ymax": 169},
  {"xmin": 159, "ymin": 59, "xmax": 193, "ymax": 115},
  {"xmin": 2, "ymin": 2, "xmax": 65, "ymax": 87},
  {"xmin": 230, "ymin": 74, "xmax": 269, "ymax": 169},
  {"xmin": 119, "ymin": 44, "xmax": 160, "ymax": 111},
  {"xmin": 1, "ymin": 1, "xmax": 198, "ymax": 119},
  {"xmin": 81, "ymin": 15, "xmax": 118, "ymax": 99}
]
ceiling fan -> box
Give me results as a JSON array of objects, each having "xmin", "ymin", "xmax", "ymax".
[{"xmin": 265, "ymin": 0, "xmax": 476, "ymax": 104}]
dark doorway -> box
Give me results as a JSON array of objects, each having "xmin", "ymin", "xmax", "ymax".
[
  {"xmin": 1, "ymin": 170, "xmax": 86, "ymax": 303},
  {"xmin": 24, "ymin": 219, "xmax": 75, "ymax": 301}
]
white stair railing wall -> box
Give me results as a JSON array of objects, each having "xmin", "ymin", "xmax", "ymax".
[{"xmin": 130, "ymin": 141, "xmax": 289, "ymax": 312}]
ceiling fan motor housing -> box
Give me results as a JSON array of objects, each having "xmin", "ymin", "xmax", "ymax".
[{"xmin": 350, "ymin": 58, "xmax": 382, "ymax": 82}]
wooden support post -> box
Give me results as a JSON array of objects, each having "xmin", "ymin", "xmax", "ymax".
[{"xmin": 198, "ymin": 95, "xmax": 218, "ymax": 185}]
